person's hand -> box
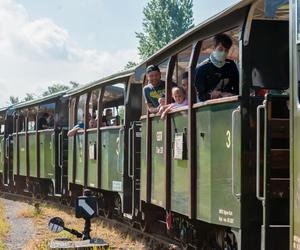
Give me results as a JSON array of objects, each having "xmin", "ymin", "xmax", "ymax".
[
  {"xmin": 158, "ymin": 105, "xmax": 165, "ymax": 114},
  {"xmin": 210, "ymin": 90, "xmax": 222, "ymax": 99},
  {"xmin": 158, "ymin": 97, "xmax": 165, "ymax": 106},
  {"xmin": 160, "ymin": 111, "xmax": 167, "ymax": 120},
  {"xmin": 220, "ymin": 92, "xmax": 233, "ymax": 97}
]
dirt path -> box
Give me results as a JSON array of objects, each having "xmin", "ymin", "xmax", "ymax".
[{"xmin": 0, "ymin": 198, "xmax": 36, "ymax": 250}]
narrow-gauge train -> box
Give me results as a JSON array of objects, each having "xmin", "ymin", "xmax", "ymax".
[{"xmin": 0, "ymin": 0, "xmax": 299, "ymax": 249}]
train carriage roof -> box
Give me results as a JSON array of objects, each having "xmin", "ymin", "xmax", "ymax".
[
  {"xmin": 134, "ymin": 0, "xmax": 288, "ymax": 79},
  {"xmin": 64, "ymin": 68, "xmax": 134, "ymax": 97}
]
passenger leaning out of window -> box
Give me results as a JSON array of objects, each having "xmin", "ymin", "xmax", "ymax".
[
  {"xmin": 160, "ymin": 87, "xmax": 188, "ymax": 120},
  {"xmin": 194, "ymin": 34, "xmax": 239, "ymax": 102},
  {"xmin": 143, "ymin": 65, "xmax": 175, "ymax": 113}
]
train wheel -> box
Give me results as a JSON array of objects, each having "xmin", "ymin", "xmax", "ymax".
[
  {"xmin": 140, "ymin": 212, "xmax": 152, "ymax": 233},
  {"xmin": 103, "ymin": 206, "xmax": 113, "ymax": 218},
  {"xmin": 114, "ymin": 195, "xmax": 122, "ymax": 217}
]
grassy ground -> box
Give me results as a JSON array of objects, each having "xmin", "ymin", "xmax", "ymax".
[
  {"xmin": 17, "ymin": 202, "xmax": 148, "ymax": 250},
  {"xmin": 0, "ymin": 201, "xmax": 9, "ymax": 250}
]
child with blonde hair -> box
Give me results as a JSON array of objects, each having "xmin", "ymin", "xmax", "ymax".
[{"xmin": 160, "ymin": 87, "xmax": 188, "ymax": 119}]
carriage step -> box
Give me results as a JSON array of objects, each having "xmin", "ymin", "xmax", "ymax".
[
  {"xmin": 271, "ymin": 118, "xmax": 289, "ymax": 139},
  {"xmin": 270, "ymin": 149, "xmax": 289, "ymax": 170}
]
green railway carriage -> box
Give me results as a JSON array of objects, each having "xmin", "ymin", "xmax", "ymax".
[
  {"xmin": 65, "ymin": 69, "xmax": 143, "ymax": 217},
  {"xmin": 11, "ymin": 91, "xmax": 69, "ymax": 196},
  {"xmin": 136, "ymin": 0, "xmax": 291, "ymax": 249},
  {"xmin": 1, "ymin": 0, "xmax": 300, "ymax": 249}
]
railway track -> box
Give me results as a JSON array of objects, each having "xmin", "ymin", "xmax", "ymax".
[{"xmin": 0, "ymin": 191, "xmax": 182, "ymax": 250}]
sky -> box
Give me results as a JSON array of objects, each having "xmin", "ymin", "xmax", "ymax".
[{"xmin": 0, "ymin": 0, "xmax": 239, "ymax": 106}]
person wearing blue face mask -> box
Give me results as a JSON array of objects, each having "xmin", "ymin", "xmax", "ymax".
[{"xmin": 194, "ymin": 34, "xmax": 239, "ymax": 102}]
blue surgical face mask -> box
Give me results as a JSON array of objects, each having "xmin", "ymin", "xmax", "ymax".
[{"xmin": 213, "ymin": 50, "xmax": 227, "ymax": 62}]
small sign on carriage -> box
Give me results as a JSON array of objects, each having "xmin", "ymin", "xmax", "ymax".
[
  {"xmin": 89, "ymin": 144, "xmax": 96, "ymax": 160},
  {"xmin": 173, "ymin": 132, "xmax": 186, "ymax": 160}
]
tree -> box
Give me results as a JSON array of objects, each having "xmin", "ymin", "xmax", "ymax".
[
  {"xmin": 69, "ymin": 81, "xmax": 80, "ymax": 89},
  {"xmin": 124, "ymin": 61, "xmax": 138, "ymax": 70},
  {"xmin": 8, "ymin": 96, "xmax": 19, "ymax": 105},
  {"xmin": 24, "ymin": 93, "xmax": 35, "ymax": 102},
  {"xmin": 42, "ymin": 83, "xmax": 70, "ymax": 96},
  {"xmin": 136, "ymin": 0, "xmax": 194, "ymax": 60}
]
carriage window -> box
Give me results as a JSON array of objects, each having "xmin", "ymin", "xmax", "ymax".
[
  {"xmin": 0, "ymin": 125, "xmax": 4, "ymax": 134},
  {"xmin": 38, "ymin": 103, "xmax": 55, "ymax": 130},
  {"xmin": 0, "ymin": 113, "xmax": 4, "ymax": 134},
  {"xmin": 198, "ymin": 29, "xmax": 240, "ymax": 65},
  {"xmin": 101, "ymin": 83, "xmax": 125, "ymax": 126},
  {"xmin": 18, "ymin": 110, "xmax": 26, "ymax": 132},
  {"xmin": 244, "ymin": 20, "xmax": 288, "ymax": 90},
  {"xmin": 88, "ymin": 89, "xmax": 100, "ymax": 129},
  {"xmin": 27, "ymin": 107, "xmax": 37, "ymax": 131},
  {"xmin": 69, "ymin": 98, "xmax": 76, "ymax": 128},
  {"xmin": 158, "ymin": 59, "xmax": 169, "ymax": 82},
  {"xmin": 77, "ymin": 94, "xmax": 87, "ymax": 127},
  {"xmin": 173, "ymin": 46, "xmax": 193, "ymax": 93}
]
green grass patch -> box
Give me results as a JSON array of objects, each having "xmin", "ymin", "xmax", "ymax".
[{"xmin": 0, "ymin": 201, "xmax": 9, "ymax": 249}]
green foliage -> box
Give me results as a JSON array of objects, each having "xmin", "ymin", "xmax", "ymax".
[
  {"xmin": 69, "ymin": 81, "xmax": 80, "ymax": 89},
  {"xmin": 124, "ymin": 61, "xmax": 138, "ymax": 70},
  {"xmin": 136, "ymin": 0, "xmax": 194, "ymax": 60},
  {"xmin": 8, "ymin": 96, "xmax": 19, "ymax": 105},
  {"xmin": 42, "ymin": 83, "xmax": 70, "ymax": 96},
  {"xmin": 24, "ymin": 93, "xmax": 35, "ymax": 102}
]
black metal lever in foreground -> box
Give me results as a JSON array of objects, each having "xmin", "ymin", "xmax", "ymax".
[
  {"xmin": 48, "ymin": 217, "xmax": 82, "ymax": 238},
  {"xmin": 48, "ymin": 189, "xmax": 98, "ymax": 240}
]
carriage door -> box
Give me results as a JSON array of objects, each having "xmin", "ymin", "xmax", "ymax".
[
  {"xmin": 292, "ymin": 1, "xmax": 300, "ymax": 249},
  {"xmin": 128, "ymin": 121, "xmax": 141, "ymax": 217}
]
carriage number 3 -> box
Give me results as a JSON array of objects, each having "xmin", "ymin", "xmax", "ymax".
[{"xmin": 226, "ymin": 130, "xmax": 231, "ymax": 148}]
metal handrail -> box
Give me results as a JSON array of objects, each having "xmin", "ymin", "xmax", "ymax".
[
  {"xmin": 5, "ymin": 138, "xmax": 9, "ymax": 159},
  {"xmin": 117, "ymin": 127, "xmax": 124, "ymax": 175},
  {"xmin": 256, "ymin": 101, "xmax": 266, "ymax": 201},
  {"xmin": 231, "ymin": 106, "xmax": 241, "ymax": 199},
  {"xmin": 127, "ymin": 126, "xmax": 134, "ymax": 178},
  {"xmin": 51, "ymin": 133, "xmax": 55, "ymax": 166},
  {"xmin": 58, "ymin": 132, "xmax": 62, "ymax": 168}
]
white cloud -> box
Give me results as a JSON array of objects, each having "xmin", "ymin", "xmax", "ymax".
[{"xmin": 0, "ymin": 0, "xmax": 139, "ymax": 106}]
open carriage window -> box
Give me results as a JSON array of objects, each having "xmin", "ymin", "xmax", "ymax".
[
  {"xmin": 17, "ymin": 110, "xmax": 26, "ymax": 132},
  {"xmin": 101, "ymin": 83, "xmax": 125, "ymax": 126},
  {"xmin": 77, "ymin": 94, "xmax": 87, "ymax": 128},
  {"xmin": 69, "ymin": 98, "xmax": 76, "ymax": 128},
  {"xmin": 88, "ymin": 89, "xmax": 100, "ymax": 129},
  {"xmin": 172, "ymin": 46, "xmax": 193, "ymax": 95},
  {"xmin": 197, "ymin": 29, "xmax": 240, "ymax": 65},
  {"xmin": 0, "ymin": 113, "xmax": 5, "ymax": 134},
  {"xmin": 27, "ymin": 107, "xmax": 37, "ymax": 131},
  {"xmin": 38, "ymin": 103, "xmax": 55, "ymax": 130},
  {"xmin": 244, "ymin": 18, "xmax": 288, "ymax": 91}
]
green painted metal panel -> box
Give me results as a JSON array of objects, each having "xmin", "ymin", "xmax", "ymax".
[
  {"xmin": 140, "ymin": 119, "xmax": 147, "ymax": 201},
  {"xmin": 13, "ymin": 134, "xmax": 17, "ymax": 175},
  {"xmin": 39, "ymin": 131, "xmax": 55, "ymax": 179},
  {"xmin": 0, "ymin": 135, "xmax": 4, "ymax": 173},
  {"xmin": 151, "ymin": 117, "xmax": 165, "ymax": 208},
  {"xmin": 87, "ymin": 131, "xmax": 97, "ymax": 188},
  {"xmin": 100, "ymin": 128, "xmax": 123, "ymax": 192},
  {"xmin": 28, "ymin": 133, "xmax": 37, "ymax": 177},
  {"xmin": 19, "ymin": 134, "xmax": 26, "ymax": 176},
  {"xmin": 68, "ymin": 137, "xmax": 74, "ymax": 184},
  {"xmin": 196, "ymin": 108, "xmax": 212, "ymax": 221},
  {"xmin": 170, "ymin": 111, "xmax": 189, "ymax": 215},
  {"xmin": 196, "ymin": 102, "xmax": 241, "ymax": 228},
  {"xmin": 75, "ymin": 133, "xmax": 84, "ymax": 185}
]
